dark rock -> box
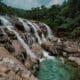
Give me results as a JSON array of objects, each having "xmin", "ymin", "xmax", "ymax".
[
  {"xmin": 0, "ymin": 36, "xmax": 8, "ymax": 43},
  {"xmin": 0, "ymin": 29, "xmax": 4, "ymax": 36},
  {"xmin": 4, "ymin": 43, "xmax": 15, "ymax": 53},
  {"xmin": 41, "ymin": 41, "xmax": 59, "ymax": 56},
  {"xmin": 15, "ymin": 21, "xmax": 25, "ymax": 32}
]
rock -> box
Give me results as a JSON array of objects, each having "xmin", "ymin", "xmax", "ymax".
[
  {"xmin": 25, "ymin": 57, "xmax": 39, "ymax": 76},
  {"xmin": 41, "ymin": 41, "xmax": 53, "ymax": 50},
  {"xmin": 4, "ymin": 42, "xmax": 15, "ymax": 53},
  {"xmin": 5, "ymin": 28, "xmax": 14, "ymax": 36},
  {"xmin": 15, "ymin": 21, "xmax": 25, "ymax": 32},
  {"xmin": 0, "ymin": 64, "xmax": 9, "ymax": 73},
  {"xmin": 69, "ymin": 57, "xmax": 80, "ymax": 65},
  {"xmin": 12, "ymin": 40, "xmax": 27, "ymax": 63},
  {"xmin": 4, "ymin": 28, "xmax": 17, "ymax": 40},
  {"xmin": 32, "ymin": 43, "xmax": 43, "ymax": 59},
  {"xmin": 0, "ymin": 47, "xmax": 38, "ymax": 80},
  {"xmin": 41, "ymin": 41, "xmax": 58, "ymax": 56},
  {"xmin": 56, "ymin": 40, "xmax": 80, "ymax": 57},
  {"xmin": 0, "ymin": 35, "xmax": 8, "ymax": 43}
]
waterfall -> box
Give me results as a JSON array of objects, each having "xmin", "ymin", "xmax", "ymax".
[
  {"xmin": 0, "ymin": 16, "xmax": 37, "ymax": 59},
  {"xmin": 33, "ymin": 23, "xmax": 42, "ymax": 44},
  {"xmin": 18, "ymin": 18, "xmax": 30, "ymax": 32},
  {"xmin": 41, "ymin": 34, "xmax": 46, "ymax": 42},
  {"xmin": 43, "ymin": 50, "xmax": 54, "ymax": 59},
  {"xmin": 33, "ymin": 23, "xmax": 46, "ymax": 42},
  {"xmin": 0, "ymin": 15, "xmax": 55, "ymax": 60},
  {"xmin": 10, "ymin": 29, "xmax": 37, "ymax": 59},
  {"xmin": 0, "ymin": 16, "xmax": 11, "ymax": 26},
  {"xmin": 43, "ymin": 23, "xmax": 53, "ymax": 38},
  {"xmin": 27, "ymin": 20, "xmax": 42, "ymax": 44}
]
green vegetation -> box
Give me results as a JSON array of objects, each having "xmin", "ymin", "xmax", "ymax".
[{"xmin": 0, "ymin": 0, "xmax": 80, "ymax": 38}]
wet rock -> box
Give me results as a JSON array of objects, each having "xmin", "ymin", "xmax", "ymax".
[
  {"xmin": 41, "ymin": 41, "xmax": 58, "ymax": 56},
  {"xmin": 32, "ymin": 43, "xmax": 43, "ymax": 59},
  {"xmin": 9, "ymin": 16, "xmax": 25, "ymax": 32},
  {"xmin": 4, "ymin": 42, "xmax": 15, "ymax": 53},
  {"xmin": 4, "ymin": 28, "xmax": 17, "ymax": 39},
  {"xmin": 15, "ymin": 21, "xmax": 25, "ymax": 32}
]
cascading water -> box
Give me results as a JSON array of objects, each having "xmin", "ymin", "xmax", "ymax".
[
  {"xmin": 18, "ymin": 18, "xmax": 34, "ymax": 46},
  {"xmin": 18, "ymin": 18, "xmax": 30, "ymax": 32},
  {"xmin": 27, "ymin": 20, "xmax": 42, "ymax": 44},
  {"xmin": 0, "ymin": 16, "xmax": 11, "ymax": 26},
  {"xmin": 43, "ymin": 23, "xmax": 53, "ymax": 38},
  {"xmin": 10, "ymin": 29, "xmax": 37, "ymax": 59},
  {"xmin": 0, "ymin": 16, "xmax": 36, "ymax": 59},
  {"xmin": 32, "ymin": 22, "xmax": 43, "ymax": 40},
  {"xmin": 33, "ymin": 22, "xmax": 46, "ymax": 42},
  {"xmin": 41, "ymin": 34, "xmax": 46, "ymax": 42}
]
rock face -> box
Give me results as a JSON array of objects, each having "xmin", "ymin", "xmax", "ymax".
[{"xmin": 0, "ymin": 47, "xmax": 38, "ymax": 80}]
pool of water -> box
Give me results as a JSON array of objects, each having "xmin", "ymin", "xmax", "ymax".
[{"xmin": 38, "ymin": 58, "xmax": 80, "ymax": 80}]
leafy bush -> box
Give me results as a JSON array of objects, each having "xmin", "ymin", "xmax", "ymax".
[{"xmin": 71, "ymin": 27, "xmax": 80, "ymax": 38}]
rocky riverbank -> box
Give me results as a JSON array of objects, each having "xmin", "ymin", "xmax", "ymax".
[{"xmin": 0, "ymin": 15, "xmax": 80, "ymax": 80}]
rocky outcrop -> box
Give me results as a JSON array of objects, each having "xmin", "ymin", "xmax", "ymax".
[
  {"xmin": 0, "ymin": 47, "xmax": 38, "ymax": 80},
  {"xmin": 41, "ymin": 41, "xmax": 59, "ymax": 56}
]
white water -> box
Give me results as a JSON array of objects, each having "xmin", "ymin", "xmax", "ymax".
[
  {"xmin": 41, "ymin": 34, "xmax": 46, "ymax": 42},
  {"xmin": 18, "ymin": 18, "xmax": 30, "ymax": 32},
  {"xmin": 0, "ymin": 16, "xmax": 12, "ymax": 26},
  {"xmin": 43, "ymin": 50, "xmax": 54, "ymax": 59},
  {"xmin": 33, "ymin": 23, "xmax": 42, "ymax": 44},
  {"xmin": 0, "ymin": 16, "xmax": 55, "ymax": 61},
  {"xmin": 33, "ymin": 22, "xmax": 46, "ymax": 42},
  {"xmin": 0, "ymin": 16, "xmax": 36, "ymax": 59},
  {"xmin": 43, "ymin": 23, "xmax": 53, "ymax": 38},
  {"xmin": 27, "ymin": 20, "xmax": 42, "ymax": 44},
  {"xmin": 40, "ymin": 50, "xmax": 55, "ymax": 62},
  {"xmin": 10, "ymin": 29, "xmax": 36, "ymax": 59}
]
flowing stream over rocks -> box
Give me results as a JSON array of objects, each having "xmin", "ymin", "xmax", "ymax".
[{"xmin": 0, "ymin": 15, "xmax": 80, "ymax": 80}]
